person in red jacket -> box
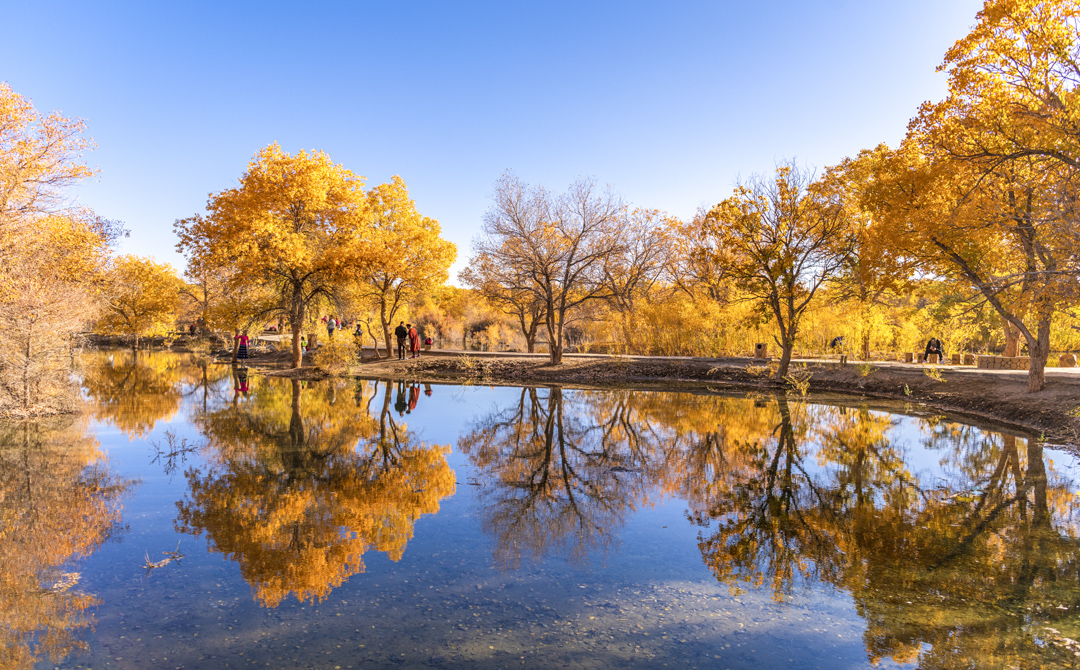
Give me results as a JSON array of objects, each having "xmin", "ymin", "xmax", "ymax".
[{"xmin": 408, "ymin": 324, "xmax": 421, "ymax": 359}]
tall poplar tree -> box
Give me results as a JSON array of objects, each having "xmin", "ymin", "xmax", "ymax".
[{"xmin": 175, "ymin": 144, "xmax": 375, "ymax": 368}]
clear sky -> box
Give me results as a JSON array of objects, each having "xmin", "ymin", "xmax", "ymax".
[{"xmin": 2, "ymin": 0, "xmax": 983, "ymax": 279}]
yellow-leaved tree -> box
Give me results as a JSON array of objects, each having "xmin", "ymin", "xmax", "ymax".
[
  {"xmin": 175, "ymin": 143, "xmax": 376, "ymax": 368},
  {"xmin": 346, "ymin": 176, "xmax": 455, "ymax": 357},
  {"xmin": 701, "ymin": 164, "xmax": 853, "ymax": 378},
  {"xmin": 819, "ymin": 147, "xmax": 917, "ymax": 361},
  {"xmin": 96, "ymin": 255, "xmax": 182, "ymax": 349},
  {"xmin": 891, "ymin": 0, "xmax": 1080, "ymax": 391},
  {"xmin": 0, "ymin": 83, "xmax": 121, "ymax": 415}
]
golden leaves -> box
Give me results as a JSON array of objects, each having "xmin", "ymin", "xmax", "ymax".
[
  {"xmin": 95, "ymin": 255, "xmax": 183, "ymax": 340},
  {"xmin": 177, "ymin": 378, "xmax": 455, "ymax": 607},
  {"xmin": 0, "ymin": 418, "xmax": 128, "ymax": 667},
  {"xmin": 0, "ymin": 85, "xmax": 109, "ymax": 415},
  {"xmin": 0, "ymin": 82, "xmax": 96, "ymax": 220}
]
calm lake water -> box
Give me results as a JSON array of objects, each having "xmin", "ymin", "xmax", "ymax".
[{"xmin": 4, "ymin": 350, "xmax": 1080, "ymax": 669}]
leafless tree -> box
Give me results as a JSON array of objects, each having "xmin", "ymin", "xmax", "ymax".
[
  {"xmin": 600, "ymin": 208, "xmax": 673, "ymax": 353},
  {"xmin": 468, "ymin": 173, "xmax": 625, "ymax": 364}
]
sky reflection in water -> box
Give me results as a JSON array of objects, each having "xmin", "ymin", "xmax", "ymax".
[{"xmin": 5, "ymin": 350, "xmax": 1080, "ymax": 669}]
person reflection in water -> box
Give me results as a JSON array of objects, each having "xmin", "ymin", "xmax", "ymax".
[
  {"xmin": 232, "ymin": 365, "xmax": 250, "ymax": 403},
  {"xmin": 395, "ymin": 381, "xmax": 408, "ymax": 416},
  {"xmin": 424, "ymin": 382, "xmax": 432, "ymax": 397},
  {"xmin": 407, "ymin": 382, "xmax": 419, "ymax": 414}
]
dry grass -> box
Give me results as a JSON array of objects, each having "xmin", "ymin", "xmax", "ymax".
[{"xmin": 783, "ymin": 370, "xmax": 813, "ymax": 396}]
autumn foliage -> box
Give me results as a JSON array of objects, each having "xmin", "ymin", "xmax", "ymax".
[{"xmin": 0, "ymin": 84, "xmax": 117, "ymax": 415}]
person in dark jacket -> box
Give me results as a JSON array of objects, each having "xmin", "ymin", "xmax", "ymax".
[
  {"xmin": 924, "ymin": 338, "xmax": 944, "ymax": 363},
  {"xmin": 394, "ymin": 321, "xmax": 408, "ymax": 360}
]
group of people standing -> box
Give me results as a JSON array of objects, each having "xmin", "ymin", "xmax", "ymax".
[
  {"xmin": 230, "ymin": 317, "xmax": 434, "ymax": 364},
  {"xmin": 323, "ymin": 315, "xmax": 347, "ymax": 339},
  {"xmin": 394, "ymin": 322, "xmax": 425, "ymax": 360}
]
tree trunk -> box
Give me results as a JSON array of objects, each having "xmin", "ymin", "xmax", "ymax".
[
  {"xmin": 290, "ymin": 287, "xmax": 304, "ymax": 369},
  {"xmin": 291, "ymin": 319, "xmax": 303, "ymax": 368},
  {"xmin": 519, "ymin": 311, "xmax": 539, "ymax": 354},
  {"xmin": 231, "ymin": 331, "xmax": 240, "ymax": 363},
  {"xmin": 1025, "ymin": 315, "xmax": 1051, "ymax": 393},
  {"xmin": 365, "ymin": 321, "xmax": 381, "ymax": 358},
  {"xmin": 1003, "ymin": 317, "xmax": 1021, "ymax": 357},
  {"xmin": 776, "ymin": 341, "xmax": 794, "ymax": 378},
  {"xmin": 546, "ymin": 312, "xmax": 562, "ymax": 365},
  {"xmin": 381, "ymin": 324, "xmax": 393, "ymax": 359}
]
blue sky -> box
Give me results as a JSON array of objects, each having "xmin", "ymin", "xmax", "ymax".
[{"xmin": 2, "ymin": 0, "xmax": 983, "ymax": 279}]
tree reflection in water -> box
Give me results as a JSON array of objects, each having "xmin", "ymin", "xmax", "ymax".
[
  {"xmin": 462, "ymin": 387, "xmax": 1080, "ymax": 666},
  {"xmin": 176, "ymin": 377, "xmax": 455, "ymax": 607},
  {"xmin": 0, "ymin": 418, "xmax": 129, "ymax": 669},
  {"xmin": 79, "ymin": 350, "xmax": 230, "ymax": 439},
  {"xmin": 458, "ymin": 387, "xmax": 661, "ymax": 569}
]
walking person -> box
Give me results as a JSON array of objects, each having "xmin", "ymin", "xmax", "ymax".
[
  {"xmin": 327, "ymin": 316, "xmax": 336, "ymax": 340},
  {"xmin": 408, "ymin": 324, "xmax": 421, "ymax": 359}
]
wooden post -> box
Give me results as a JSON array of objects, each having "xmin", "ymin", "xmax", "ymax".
[
  {"xmin": 904, "ymin": 352, "xmax": 914, "ymax": 363},
  {"xmin": 754, "ymin": 343, "xmax": 768, "ymax": 359}
]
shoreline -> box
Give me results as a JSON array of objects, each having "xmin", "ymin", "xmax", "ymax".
[
  {"xmin": 243, "ymin": 345, "xmax": 1080, "ymax": 447},
  {"xmin": 94, "ymin": 337, "xmax": 1080, "ymax": 447}
]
